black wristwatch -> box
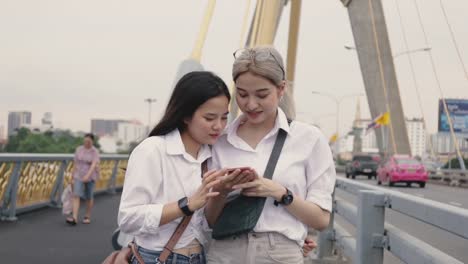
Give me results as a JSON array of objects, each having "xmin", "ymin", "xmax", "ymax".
[
  {"xmin": 274, "ymin": 188, "xmax": 294, "ymax": 206},
  {"xmin": 178, "ymin": 197, "xmax": 194, "ymax": 216}
]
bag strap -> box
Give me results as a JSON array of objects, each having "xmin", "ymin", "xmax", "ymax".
[
  {"xmin": 157, "ymin": 159, "xmax": 208, "ymax": 263},
  {"xmin": 130, "ymin": 242, "xmax": 145, "ymax": 264},
  {"xmin": 263, "ymin": 120, "xmax": 291, "ymax": 180}
]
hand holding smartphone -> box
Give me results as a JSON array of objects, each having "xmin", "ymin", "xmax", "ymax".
[
  {"xmin": 226, "ymin": 167, "xmax": 258, "ymax": 183},
  {"xmin": 226, "ymin": 167, "xmax": 251, "ymax": 174}
]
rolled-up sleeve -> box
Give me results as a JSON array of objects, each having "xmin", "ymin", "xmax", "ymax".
[
  {"xmin": 118, "ymin": 141, "xmax": 164, "ymax": 235},
  {"xmin": 305, "ymin": 133, "xmax": 336, "ymax": 212}
]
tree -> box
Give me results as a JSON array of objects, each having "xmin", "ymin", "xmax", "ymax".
[
  {"xmin": 443, "ymin": 157, "xmax": 468, "ymax": 169},
  {"xmin": 4, "ymin": 128, "xmax": 101, "ymax": 153}
]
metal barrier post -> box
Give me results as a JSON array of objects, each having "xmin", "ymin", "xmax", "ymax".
[
  {"xmin": 356, "ymin": 190, "xmax": 386, "ymax": 264},
  {"xmin": 107, "ymin": 160, "xmax": 119, "ymax": 194},
  {"xmin": 0, "ymin": 162, "xmax": 22, "ymax": 221},
  {"xmin": 317, "ymin": 190, "xmax": 335, "ymax": 258},
  {"xmin": 50, "ymin": 160, "xmax": 68, "ymax": 207}
]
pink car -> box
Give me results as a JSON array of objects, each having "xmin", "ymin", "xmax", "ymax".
[{"xmin": 377, "ymin": 155, "xmax": 428, "ymax": 188}]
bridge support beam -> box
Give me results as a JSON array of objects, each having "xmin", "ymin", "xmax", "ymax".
[{"xmin": 341, "ymin": 0, "xmax": 411, "ymax": 155}]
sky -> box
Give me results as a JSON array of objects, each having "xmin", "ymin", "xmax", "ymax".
[{"xmin": 0, "ymin": 0, "xmax": 467, "ymax": 139}]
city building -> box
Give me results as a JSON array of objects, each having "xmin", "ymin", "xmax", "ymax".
[
  {"xmin": 7, "ymin": 111, "xmax": 32, "ymax": 136},
  {"xmin": 42, "ymin": 112, "xmax": 53, "ymax": 126},
  {"xmin": 20, "ymin": 112, "xmax": 54, "ymax": 133},
  {"xmin": 98, "ymin": 136, "xmax": 119, "ymax": 153},
  {"xmin": 341, "ymin": 108, "xmax": 427, "ymax": 158},
  {"xmin": 350, "ymin": 119, "xmax": 379, "ymax": 151},
  {"xmin": 91, "ymin": 119, "xmax": 128, "ymax": 137},
  {"xmin": 0, "ymin": 124, "xmax": 5, "ymax": 140},
  {"xmin": 91, "ymin": 119, "xmax": 145, "ymax": 153},
  {"xmin": 117, "ymin": 120, "xmax": 146, "ymax": 146},
  {"xmin": 406, "ymin": 118, "xmax": 426, "ymax": 158},
  {"xmin": 337, "ymin": 100, "xmax": 379, "ymax": 158},
  {"xmin": 430, "ymin": 132, "xmax": 468, "ymax": 155}
]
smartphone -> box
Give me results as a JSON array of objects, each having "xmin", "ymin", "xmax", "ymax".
[{"xmin": 227, "ymin": 167, "xmax": 251, "ymax": 174}]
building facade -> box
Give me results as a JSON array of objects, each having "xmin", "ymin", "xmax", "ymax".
[
  {"xmin": 117, "ymin": 121, "xmax": 146, "ymax": 145},
  {"xmin": 91, "ymin": 119, "xmax": 128, "ymax": 137},
  {"xmin": 8, "ymin": 111, "xmax": 32, "ymax": 136},
  {"xmin": 406, "ymin": 118, "xmax": 426, "ymax": 157},
  {"xmin": 0, "ymin": 124, "xmax": 5, "ymax": 140},
  {"xmin": 430, "ymin": 132, "xmax": 468, "ymax": 154}
]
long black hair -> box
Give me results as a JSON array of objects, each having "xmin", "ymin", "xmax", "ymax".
[{"xmin": 149, "ymin": 71, "xmax": 230, "ymax": 137}]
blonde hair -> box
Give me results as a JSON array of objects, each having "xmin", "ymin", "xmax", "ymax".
[{"xmin": 232, "ymin": 46, "xmax": 285, "ymax": 86}]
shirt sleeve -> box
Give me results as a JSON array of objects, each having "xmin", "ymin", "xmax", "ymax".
[
  {"xmin": 73, "ymin": 147, "xmax": 80, "ymax": 162},
  {"xmin": 92, "ymin": 148, "xmax": 100, "ymax": 163},
  {"xmin": 118, "ymin": 140, "xmax": 165, "ymax": 235},
  {"xmin": 304, "ymin": 132, "xmax": 336, "ymax": 212}
]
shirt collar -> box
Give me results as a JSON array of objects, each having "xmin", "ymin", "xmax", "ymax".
[
  {"xmin": 225, "ymin": 108, "xmax": 291, "ymax": 149},
  {"xmin": 276, "ymin": 108, "xmax": 291, "ymax": 134},
  {"xmin": 165, "ymin": 129, "xmax": 211, "ymax": 162}
]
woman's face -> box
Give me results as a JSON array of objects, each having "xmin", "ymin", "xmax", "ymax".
[
  {"xmin": 185, "ymin": 95, "xmax": 229, "ymax": 145},
  {"xmin": 83, "ymin": 137, "xmax": 93, "ymax": 148},
  {"xmin": 235, "ymin": 72, "xmax": 285, "ymax": 125}
]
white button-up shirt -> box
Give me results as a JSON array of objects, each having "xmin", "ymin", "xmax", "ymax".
[
  {"xmin": 211, "ymin": 108, "xmax": 336, "ymax": 244},
  {"xmin": 118, "ymin": 129, "xmax": 211, "ymax": 250}
]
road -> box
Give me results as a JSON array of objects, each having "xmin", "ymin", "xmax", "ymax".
[{"xmin": 334, "ymin": 173, "xmax": 468, "ymax": 264}]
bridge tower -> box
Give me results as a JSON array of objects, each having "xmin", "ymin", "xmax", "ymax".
[{"xmin": 341, "ymin": 0, "xmax": 411, "ymax": 155}]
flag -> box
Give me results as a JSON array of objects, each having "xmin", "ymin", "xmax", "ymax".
[
  {"xmin": 376, "ymin": 112, "xmax": 390, "ymax": 125},
  {"xmin": 366, "ymin": 112, "xmax": 390, "ymax": 133},
  {"xmin": 366, "ymin": 120, "xmax": 381, "ymax": 133}
]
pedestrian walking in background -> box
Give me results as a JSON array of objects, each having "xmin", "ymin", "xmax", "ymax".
[{"xmin": 66, "ymin": 133, "xmax": 100, "ymax": 225}]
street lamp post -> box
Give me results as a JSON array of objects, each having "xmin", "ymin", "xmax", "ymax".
[
  {"xmin": 144, "ymin": 98, "xmax": 157, "ymax": 133},
  {"xmin": 311, "ymin": 91, "xmax": 364, "ymax": 137},
  {"xmin": 312, "ymin": 91, "xmax": 363, "ymax": 158}
]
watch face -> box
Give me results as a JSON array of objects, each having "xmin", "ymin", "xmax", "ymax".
[
  {"xmin": 283, "ymin": 195, "xmax": 293, "ymax": 205},
  {"xmin": 180, "ymin": 197, "xmax": 188, "ymax": 207},
  {"xmin": 282, "ymin": 189, "xmax": 293, "ymax": 205},
  {"xmin": 178, "ymin": 197, "xmax": 193, "ymax": 216}
]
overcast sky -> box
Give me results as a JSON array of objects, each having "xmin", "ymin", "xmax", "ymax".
[{"xmin": 1, "ymin": 0, "xmax": 467, "ymax": 139}]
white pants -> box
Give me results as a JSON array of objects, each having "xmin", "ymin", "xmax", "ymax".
[{"xmin": 206, "ymin": 232, "xmax": 304, "ymax": 264}]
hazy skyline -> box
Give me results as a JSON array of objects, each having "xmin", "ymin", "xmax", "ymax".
[{"xmin": 1, "ymin": 1, "xmax": 467, "ymax": 139}]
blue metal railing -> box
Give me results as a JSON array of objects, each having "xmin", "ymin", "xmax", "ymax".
[{"xmin": 317, "ymin": 178, "xmax": 468, "ymax": 263}]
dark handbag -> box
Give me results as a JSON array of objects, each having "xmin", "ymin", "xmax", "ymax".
[
  {"xmin": 102, "ymin": 161, "xmax": 208, "ymax": 264},
  {"xmin": 212, "ymin": 126, "xmax": 289, "ymax": 239}
]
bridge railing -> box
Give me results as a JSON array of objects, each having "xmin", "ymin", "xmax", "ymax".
[
  {"xmin": 317, "ymin": 177, "xmax": 468, "ymax": 264},
  {"xmin": 428, "ymin": 168, "xmax": 467, "ymax": 187},
  {"xmin": 0, "ymin": 153, "xmax": 128, "ymax": 221},
  {"xmin": 338, "ymin": 164, "xmax": 467, "ymax": 187}
]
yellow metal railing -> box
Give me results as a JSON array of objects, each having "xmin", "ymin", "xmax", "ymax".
[{"xmin": 0, "ymin": 154, "xmax": 128, "ymax": 221}]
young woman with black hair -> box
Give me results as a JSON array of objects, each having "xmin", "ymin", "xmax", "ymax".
[{"xmin": 118, "ymin": 71, "xmax": 254, "ymax": 264}]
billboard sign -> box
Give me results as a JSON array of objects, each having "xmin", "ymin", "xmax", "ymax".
[{"xmin": 438, "ymin": 99, "xmax": 468, "ymax": 133}]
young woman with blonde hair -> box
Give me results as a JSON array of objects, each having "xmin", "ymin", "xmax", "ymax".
[{"xmin": 205, "ymin": 46, "xmax": 336, "ymax": 264}]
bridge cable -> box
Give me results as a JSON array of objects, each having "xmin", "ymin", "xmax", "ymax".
[
  {"xmin": 412, "ymin": 0, "xmax": 466, "ymax": 168},
  {"xmin": 367, "ymin": 0, "xmax": 398, "ymax": 154},
  {"xmin": 229, "ymin": 0, "xmax": 287, "ymax": 121},
  {"xmin": 190, "ymin": 0, "xmax": 217, "ymax": 62},
  {"xmin": 439, "ymin": 0, "xmax": 468, "ymax": 83},
  {"xmin": 393, "ymin": 0, "xmax": 436, "ymax": 158},
  {"xmin": 228, "ymin": 0, "xmax": 253, "ymax": 120}
]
